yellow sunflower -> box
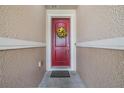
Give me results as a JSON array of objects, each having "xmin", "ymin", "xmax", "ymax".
[{"xmin": 57, "ymin": 27, "xmax": 67, "ymax": 38}]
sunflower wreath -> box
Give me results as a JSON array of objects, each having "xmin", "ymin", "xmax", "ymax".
[{"xmin": 56, "ymin": 27, "xmax": 67, "ymax": 38}]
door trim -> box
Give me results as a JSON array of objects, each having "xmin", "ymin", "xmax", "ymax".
[{"xmin": 46, "ymin": 10, "xmax": 76, "ymax": 71}]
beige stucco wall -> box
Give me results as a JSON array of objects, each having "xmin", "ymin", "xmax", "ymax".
[
  {"xmin": 77, "ymin": 6, "xmax": 124, "ymax": 87},
  {"xmin": 0, "ymin": 6, "xmax": 46, "ymax": 87}
]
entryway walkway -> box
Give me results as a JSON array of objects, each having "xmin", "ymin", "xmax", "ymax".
[{"xmin": 39, "ymin": 71, "xmax": 85, "ymax": 88}]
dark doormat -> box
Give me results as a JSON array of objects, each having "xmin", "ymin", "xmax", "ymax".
[{"xmin": 50, "ymin": 71, "xmax": 70, "ymax": 78}]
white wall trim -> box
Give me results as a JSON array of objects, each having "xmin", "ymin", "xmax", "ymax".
[
  {"xmin": 76, "ymin": 37, "xmax": 124, "ymax": 50},
  {"xmin": 0, "ymin": 37, "xmax": 46, "ymax": 50},
  {"xmin": 46, "ymin": 10, "xmax": 76, "ymax": 71}
]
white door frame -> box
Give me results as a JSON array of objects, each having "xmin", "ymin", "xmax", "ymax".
[{"xmin": 46, "ymin": 10, "xmax": 76, "ymax": 71}]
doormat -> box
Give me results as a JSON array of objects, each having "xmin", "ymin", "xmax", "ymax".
[{"xmin": 50, "ymin": 71, "xmax": 70, "ymax": 78}]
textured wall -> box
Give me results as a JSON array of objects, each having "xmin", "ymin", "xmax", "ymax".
[
  {"xmin": 77, "ymin": 6, "xmax": 124, "ymax": 87},
  {"xmin": 0, "ymin": 6, "xmax": 46, "ymax": 87}
]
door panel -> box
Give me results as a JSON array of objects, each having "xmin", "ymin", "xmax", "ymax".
[
  {"xmin": 56, "ymin": 48, "xmax": 67, "ymax": 62},
  {"xmin": 56, "ymin": 37, "xmax": 66, "ymax": 46},
  {"xmin": 52, "ymin": 18, "xmax": 70, "ymax": 66}
]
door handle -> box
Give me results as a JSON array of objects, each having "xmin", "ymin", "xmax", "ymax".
[
  {"xmin": 66, "ymin": 47, "xmax": 69, "ymax": 55},
  {"xmin": 74, "ymin": 43, "xmax": 76, "ymax": 46}
]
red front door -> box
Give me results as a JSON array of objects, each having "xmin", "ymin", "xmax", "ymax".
[{"xmin": 52, "ymin": 18, "xmax": 70, "ymax": 66}]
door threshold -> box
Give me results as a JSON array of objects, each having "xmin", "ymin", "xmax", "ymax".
[
  {"xmin": 50, "ymin": 66, "xmax": 72, "ymax": 71},
  {"xmin": 52, "ymin": 66, "xmax": 70, "ymax": 68}
]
